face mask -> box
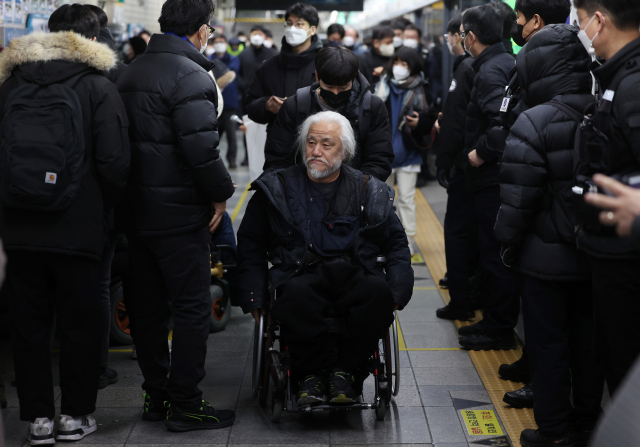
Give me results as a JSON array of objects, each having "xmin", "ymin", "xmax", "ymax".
[
  {"xmin": 213, "ymin": 42, "xmax": 227, "ymax": 54},
  {"xmin": 510, "ymin": 19, "xmax": 533, "ymax": 47},
  {"xmin": 250, "ymin": 34, "xmax": 264, "ymax": 46},
  {"xmin": 446, "ymin": 39, "xmax": 454, "ymax": 54},
  {"xmin": 319, "ymin": 87, "xmax": 351, "ymax": 109},
  {"xmin": 403, "ymin": 38, "xmax": 419, "ymax": 49},
  {"xmin": 263, "ymin": 40, "xmax": 273, "ymax": 49},
  {"xmin": 343, "ymin": 36, "xmax": 355, "ymax": 47},
  {"xmin": 328, "ymin": 40, "xmax": 342, "ymax": 47},
  {"xmin": 238, "ymin": 36, "xmax": 247, "ymax": 43},
  {"xmin": 205, "ymin": 46, "xmax": 215, "ymax": 56},
  {"xmin": 199, "ymin": 26, "xmax": 208, "ymax": 55},
  {"xmin": 393, "ymin": 36, "xmax": 403, "ymax": 48},
  {"xmin": 379, "ymin": 43, "xmax": 395, "ymax": 57},
  {"xmin": 393, "ymin": 65, "xmax": 410, "ymax": 81},
  {"xmin": 285, "ymin": 25, "xmax": 311, "ymax": 47},
  {"xmin": 463, "ymin": 33, "xmax": 474, "ymax": 57},
  {"xmin": 578, "ymin": 15, "xmax": 599, "ymax": 59}
]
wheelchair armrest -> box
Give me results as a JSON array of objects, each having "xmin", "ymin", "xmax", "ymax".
[
  {"xmin": 376, "ymin": 255, "xmax": 387, "ymax": 266},
  {"xmin": 214, "ymin": 244, "xmax": 238, "ymax": 269}
]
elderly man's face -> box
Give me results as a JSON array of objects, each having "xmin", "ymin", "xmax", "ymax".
[{"xmin": 304, "ymin": 120, "xmax": 344, "ymax": 181}]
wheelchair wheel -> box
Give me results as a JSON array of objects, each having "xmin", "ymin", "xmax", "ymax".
[
  {"xmin": 252, "ymin": 314, "xmax": 265, "ymax": 399},
  {"xmin": 271, "ymin": 395, "xmax": 283, "ymax": 423},
  {"xmin": 209, "ymin": 285, "xmax": 231, "ymax": 333},
  {"xmin": 375, "ymin": 401, "xmax": 386, "ymax": 421}
]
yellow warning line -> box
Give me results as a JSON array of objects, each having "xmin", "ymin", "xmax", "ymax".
[
  {"xmin": 414, "ymin": 189, "xmax": 532, "ymax": 447},
  {"xmin": 230, "ymin": 182, "xmax": 251, "ymax": 223}
]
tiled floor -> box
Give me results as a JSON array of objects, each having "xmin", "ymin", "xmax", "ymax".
[{"xmin": 0, "ymin": 140, "xmax": 516, "ymax": 446}]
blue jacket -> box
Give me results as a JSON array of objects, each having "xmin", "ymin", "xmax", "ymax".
[
  {"xmin": 388, "ymin": 83, "xmax": 423, "ymax": 169},
  {"xmin": 213, "ymin": 52, "xmax": 240, "ymax": 110}
]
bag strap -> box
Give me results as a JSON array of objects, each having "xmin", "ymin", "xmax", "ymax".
[
  {"xmin": 295, "ymin": 86, "xmax": 312, "ymax": 123},
  {"xmin": 358, "ymin": 90, "xmax": 371, "ymax": 149}
]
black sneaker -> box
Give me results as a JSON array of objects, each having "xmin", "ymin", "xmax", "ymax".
[
  {"xmin": 499, "ymin": 353, "xmax": 531, "ymax": 383},
  {"xmin": 165, "ymin": 400, "xmax": 235, "ymax": 432},
  {"xmin": 296, "ymin": 373, "xmax": 327, "ymax": 407},
  {"xmin": 503, "ymin": 383, "xmax": 533, "ymax": 408},
  {"xmin": 142, "ymin": 393, "xmax": 169, "ymax": 422},
  {"xmin": 436, "ymin": 304, "xmax": 474, "ymax": 321},
  {"xmin": 459, "ymin": 333, "xmax": 516, "ymax": 351},
  {"xmin": 521, "ymin": 427, "xmax": 576, "ymax": 447},
  {"xmin": 98, "ymin": 366, "xmax": 119, "ymax": 390},
  {"xmin": 329, "ymin": 367, "xmax": 357, "ymax": 404},
  {"xmin": 439, "ymin": 273, "xmax": 449, "ymax": 289},
  {"xmin": 458, "ymin": 321, "xmax": 485, "ymax": 337}
]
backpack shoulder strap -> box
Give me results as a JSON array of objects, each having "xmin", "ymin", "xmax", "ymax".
[
  {"xmin": 358, "ymin": 90, "xmax": 372, "ymax": 144},
  {"xmin": 548, "ymin": 98, "xmax": 584, "ymax": 124},
  {"xmin": 295, "ymin": 86, "xmax": 312, "ymax": 124}
]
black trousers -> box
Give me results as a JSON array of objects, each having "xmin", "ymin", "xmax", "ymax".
[
  {"xmin": 473, "ymin": 185, "xmax": 519, "ymax": 335},
  {"xmin": 589, "ymin": 256, "xmax": 640, "ymax": 396},
  {"xmin": 7, "ymin": 251, "xmax": 101, "ymax": 421},
  {"xmin": 99, "ymin": 238, "xmax": 116, "ymax": 368},
  {"xmin": 218, "ymin": 108, "xmax": 239, "ymax": 165},
  {"xmin": 124, "ymin": 226, "xmax": 212, "ymax": 407},
  {"xmin": 522, "ymin": 276, "xmax": 603, "ymax": 436},
  {"xmin": 444, "ymin": 168, "xmax": 479, "ymax": 310},
  {"xmin": 271, "ymin": 260, "xmax": 396, "ymax": 374}
]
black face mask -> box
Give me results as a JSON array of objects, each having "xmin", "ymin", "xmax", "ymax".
[
  {"xmin": 511, "ymin": 19, "xmax": 533, "ymax": 47},
  {"xmin": 319, "ymin": 87, "xmax": 351, "ymax": 109}
]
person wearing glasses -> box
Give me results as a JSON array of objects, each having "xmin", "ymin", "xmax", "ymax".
[
  {"xmin": 245, "ymin": 3, "xmax": 323, "ymax": 135},
  {"xmin": 115, "ymin": 0, "xmax": 236, "ymax": 433}
]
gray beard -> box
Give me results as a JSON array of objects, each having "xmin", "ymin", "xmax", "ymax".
[{"xmin": 305, "ymin": 157, "xmax": 342, "ymax": 180}]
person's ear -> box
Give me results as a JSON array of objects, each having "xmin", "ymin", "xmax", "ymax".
[
  {"xmin": 91, "ymin": 36, "xmax": 97, "ymax": 41},
  {"xmin": 314, "ymin": 71, "xmax": 319, "ymax": 83},
  {"xmin": 533, "ymin": 14, "xmax": 543, "ymax": 30},
  {"xmin": 595, "ymin": 11, "xmax": 606, "ymax": 33},
  {"xmin": 309, "ymin": 25, "xmax": 317, "ymax": 36}
]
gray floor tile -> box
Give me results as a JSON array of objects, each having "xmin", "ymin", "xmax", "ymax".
[
  {"xmin": 2, "ymin": 386, "xmax": 62, "ymax": 408},
  {"xmin": 399, "ymin": 351, "xmax": 411, "ymax": 368},
  {"xmin": 448, "ymin": 390, "xmax": 491, "ymax": 405},
  {"xmin": 96, "ymin": 387, "xmax": 144, "ymax": 408},
  {"xmin": 127, "ymin": 445, "xmax": 225, "ymax": 447},
  {"xmin": 413, "ymin": 368, "xmax": 482, "ymax": 386},
  {"xmin": 402, "ymin": 327, "xmax": 461, "ymax": 350},
  {"xmin": 199, "ymin": 367, "xmax": 246, "ymax": 387},
  {"xmin": 408, "ymin": 352, "xmax": 474, "ymax": 369},
  {"xmin": 228, "ymin": 406, "xmax": 331, "ymax": 444},
  {"xmin": 335, "ymin": 445, "xmax": 433, "ymax": 447},
  {"xmin": 433, "ymin": 444, "xmax": 468, "ymax": 447},
  {"xmin": 418, "ymin": 386, "xmax": 453, "ymax": 407},
  {"xmin": 126, "ymin": 413, "xmax": 231, "ymax": 445},
  {"xmin": 424, "ymin": 407, "xmax": 467, "ymax": 444},
  {"xmin": 71, "ymin": 407, "xmax": 141, "ymax": 445},
  {"xmin": 361, "ymin": 369, "xmax": 421, "ymax": 407},
  {"xmin": 330, "ymin": 406, "xmax": 431, "ymax": 445},
  {"xmin": 1, "ymin": 407, "xmax": 30, "ymax": 447}
]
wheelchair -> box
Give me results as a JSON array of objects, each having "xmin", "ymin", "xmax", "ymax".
[{"xmin": 251, "ymin": 255, "xmax": 401, "ymax": 422}]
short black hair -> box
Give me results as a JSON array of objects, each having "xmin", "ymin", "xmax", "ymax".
[
  {"xmin": 285, "ymin": 3, "xmax": 319, "ymax": 27},
  {"xmin": 237, "ymin": 31, "xmax": 247, "ymax": 37},
  {"xmin": 515, "ymin": 0, "xmax": 570, "ymax": 25},
  {"xmin": 573, "ymin": 0, "xmax": 640, "ymax": 31},
  {"xmin": 372, "ymin": 25, "xmax": 395, "ymax": 41},
  {"xmin": 315, "ymin": 46, "xmax": 359, "ymax": 85},
  {"xmin": 492, "ymin": 1, "xmax": 517, "ymax": 39},
  {"xmin": 404, "ymin": 24, "xmax": 422, "ymax": 38},
  {"xmin": 49, "ymin": 4, "xmax": 100, "ymax": 39},
  {"xmin": 84, "ymin": 4, "xmax": 107, "ymax": 28},
  {"xmin": 129, "ymin": 35, "xmax": 147, "ymax": 55},
  {"xmin": 250, "ymin": 24, "xmax": 266, "ymax": 33},
  {"xmin": 213, "ymin": 33, "xmax": 227, "ymax": 42},
  {"xmin": 265, "ymin": 28, "xmax": 273, "ymax": 38},
  {"xmin": 447, "ymin": 15, "xmax": 462, "ymax": 35},
  {"xmin": 391, "ymin": 18, "xmax": 412, "ymax": 30},
  {"xmin": 327, "ymin": 23, "xmax": 345, "ymax": 38},
  {"xmin": 158, "ymin": 0, "xmax": 214, "ymax": 36},
  {"xmin": 463, "ymin": 4, "xmax": 503, "ymax": 46},
  {"xmin": 385, "ymin": 47, "xmax": 424, "ymax": 79}
]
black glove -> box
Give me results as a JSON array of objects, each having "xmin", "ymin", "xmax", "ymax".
[{"xmin": 436, "ymin": 168, "xmax": 450, "ymax": 189}]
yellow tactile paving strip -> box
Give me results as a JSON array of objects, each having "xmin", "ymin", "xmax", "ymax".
[{"xmin": 414, "ymin": 189, "xmax": 536, "ymax": 447}]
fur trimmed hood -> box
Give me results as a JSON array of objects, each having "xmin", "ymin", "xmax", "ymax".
[{"xmin": 0, "ymin": 31, "xmax": 117, "ymax": 84}]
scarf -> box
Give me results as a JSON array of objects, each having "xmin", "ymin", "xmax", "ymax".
[{"xmin": 375, "ymin": 73, "xmax": 429, "ymax": 129}]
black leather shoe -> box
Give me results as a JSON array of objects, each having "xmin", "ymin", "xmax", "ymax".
[
  {"xmin": 459, "ymin": 332, "xmax": 516, "ymax": 350},
  {"xmin": 98, "ymin": 366, "xmax": 119, "ymax": 389},
  {"xmin": 457, "ymin": 322, "xmax": 484, "ymax": 337},
  {"xmin": 520, "ymin": 427, "xmax": 576, "ymax": 447},
  {"xmin": 503, "ymin": 383, "xmax": 533, "ymax": 408},
  {"xmin": 499, "ymin": 354, "xmax": 531, "ymax": 383},
  {"xmin": 436, "ymin": 304, "xmax": 474, "ymax": 321},
  {"xmin": 439, "ymin": 273, "xmax": 448, "ymax": 289}
]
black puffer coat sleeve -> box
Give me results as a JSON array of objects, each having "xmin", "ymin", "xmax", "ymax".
[
  {"xmin": 245, "ymin": 63, "xmax": 276, "ymax": 125},
  {"xmin": 237, "ymin": 190, "xmax": 270, "ymax": 313},
  {"xmin": 170, "ymin": 71, "xmax": 234, "ymax": 203},
  {"xmin": 495, "ymin": 111, "xmax": 547, "ymax": 246},
  {"xmin": 263, "ymin": 98, "xmax": 298, "ymax": 173},
  {"xmin": 472, "ymin": 66, "xmax": 510, "ymax": 163},
  {"xmin": 381, "ymin": 211, "xmax": 414, "ymax": 308},
  {"xmin": 92, "ymin": 81, "xmax": 130, "ymax": 209},
  {"xmin": 359, "ymin": 96, "xmax": 394, "ymax": 181}
]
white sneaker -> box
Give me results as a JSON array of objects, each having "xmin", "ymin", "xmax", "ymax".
[
  {"xmin": 27, "ymin": 417, "xmax": 55, "ymax": 445},
  {"xmin": 56, "ymin": 415, "xmax": 97, "ymax": 441}
]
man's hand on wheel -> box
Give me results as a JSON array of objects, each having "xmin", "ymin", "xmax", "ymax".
[
  {"xmin": 209, "ymin": 201, "xmax": 226, "ymax": 233},
  {"xmin": 251, "ymin": 308, "xmax": 266, "ymax": 325}
]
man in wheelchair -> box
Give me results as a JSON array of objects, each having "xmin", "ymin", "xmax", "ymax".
[{"xmin": 237, "ymin": 111, "xmax": 413, "ymax": 407}]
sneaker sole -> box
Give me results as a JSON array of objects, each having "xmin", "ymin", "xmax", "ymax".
[
  {"xmin": 503, "ymin": 394, "xmax": 533, "ymax": 409},
  {"xmin": 297, "ymin": 395, "xmax": 323, "ymax": 407},
  {"xmin": 436, "ymin": 312, "xmax": 475, "ymax": 322},
  {"xmin": 330, "ymin": 394, "xmax": 357, "ymax": 404},
  {"xmin": 520, "ymin": 435, "xmax": 575, "ymax": 447},
  {"xmin": 459, "ymin": 341, "xmax": 516, "ymax": 351},
  {"xmin": 29, "ymin": 434, "xmax": 55, "ymax": 446},
  {"xmin": 165, "ymin": 417, "xmax": 236, "ymax": 432},
  {"xmin": 55, "ymin": 424, "xmax": 97, "ymax": 441}
]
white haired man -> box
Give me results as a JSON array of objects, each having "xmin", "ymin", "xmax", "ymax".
[{"xmin": 237, "ymin": 111, "xmax": 413, "ymax": 407}]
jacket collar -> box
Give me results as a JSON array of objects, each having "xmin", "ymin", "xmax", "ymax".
[
  {"xmin": 278, "ymin": 35, "xmax": 323, "ymax": 69},
  {"xmin": 472, "ymin": 42, "xmax": 506, "ymax": 72},
  {"xmin": 98, "ymin": 27, "xmax": 118, "ymax": 53},
  {"xmin": 592, "ymin": 37, "xmax": 640, "ymax": 89},
  {"xmin": 0, "ymin": 31, "xmax": 116, "ymax": 85},
  {"xmin": 310, "ymin": 71, "xmax": 371, "ymax": 115},
  {"xmin": 146, "ymin": 33, "xmax": 214, "ymax": 72}
]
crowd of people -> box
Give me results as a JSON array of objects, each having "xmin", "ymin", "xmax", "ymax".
[{"xmin": 0, "ymin": 0, "xmax": 639, "ymax": 446}]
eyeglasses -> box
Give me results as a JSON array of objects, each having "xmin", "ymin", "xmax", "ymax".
[
  {"xmin": 203, "ymin": 24, "xmax": 214, "ymax": 35},
  {"xmin": 458, "ymin": 31, "xmax": 466, "ymax": 39},
  {"xmin": 284, "ymin": 21, "xmax": 308, "ymax": 29},
  {"xmin": 572, "ymin": 13, "xmax": 606, "ymax": 29}
]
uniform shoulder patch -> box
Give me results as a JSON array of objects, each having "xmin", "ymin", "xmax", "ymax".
[{"xmin": 449, "ymin": 79, "xmax": 457, "ymax": 92}]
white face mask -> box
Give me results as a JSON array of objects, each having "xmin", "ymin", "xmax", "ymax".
[
  {"xmin": 343, "ymin": 36, "xmax": 355, "ymax": 47},
  {"xmin": 403, "ymin": 38, "xmax": 419, "ymax": 49},
  {"xmin": 263, "ymin": 40, "xmax": 273, "ymax": 49},
  {"xmin": 463, "ymin": 33, "xmax": 474, "ymax": 57},
  {"xmin": 379, "ymin": 43, "xmax": 395, "ymax": 57},
  {"xmin": 199, "ymin": 26, "xmax": 208, "ymax": 55},
  {"xmin": 205, "ymin": 46, "xmax": 215, "ymax": 56},
  {"xmin": 285, "ymin": 25, "xmax": 311, "ymax": 47},
  {"xmin": 238, "ymin": 36, "xmax": 247, "ymax": 43},
  {"xmin": 393, "ymin": 36, "xmax": 403, "ymax": 48},
  {"xmin": 393, "ymin": 65, "xmax": 410, "ymax": 81},
  {"xmin": 250, "ymin": 33, "xmax": 264, "ymax": 46},
  {"xmin": 577, "ymin": 15, "xmax": 600, "ymax": 59},
  {"xmin": 213, "ymin": 42, "xmax": 227, "ymax": 54},
  {"xmin": 446, "ymin": 39, "xmax": 454, "ymax": 54}
]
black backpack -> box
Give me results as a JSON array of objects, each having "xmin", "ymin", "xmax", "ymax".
[{"xmin": 0, "ymin": 72, "xmax": 86, "ymax": 211}]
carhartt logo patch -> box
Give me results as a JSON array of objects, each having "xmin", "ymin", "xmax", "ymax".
[{"xmin": 45, "ymin": 172, "xmax": 57, "ymax": 184}]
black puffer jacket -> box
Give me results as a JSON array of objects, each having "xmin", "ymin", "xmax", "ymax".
[
  {"xmin": 0, "ymin": 31, "xmax": 130, "ymax": 260},
  {"xmin": 495, "ymin": 25, "xmax": 594, "ymax": 281},
  {"xmin": 357, "ymin": 48, "xmax": 391, "ymax": 92},
  {"xmin": 236, "ymin": 165, "xmax": 413, "ymax": 313},
  {"xmin": 263, "ymin": 72, "xmax": 393, "ymax": 181},
  {"xmin": 463, "ymin": 43, "xmax": 515, "ymax": 191},
  {"xmin": 237, "ymin": 44, "xmax": 278, "ymax": 96},
  {"xmin": 245, "ymin": 36, "xmax": 322, "ymax": 133},
  {"xmin": 116, "ymin": 34, "xmax": 234, "ymax": 236}
]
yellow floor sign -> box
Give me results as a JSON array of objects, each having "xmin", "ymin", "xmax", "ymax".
[{"xmin": 461, "ymin": 410, "xmax": 505, "ymax": 436}]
